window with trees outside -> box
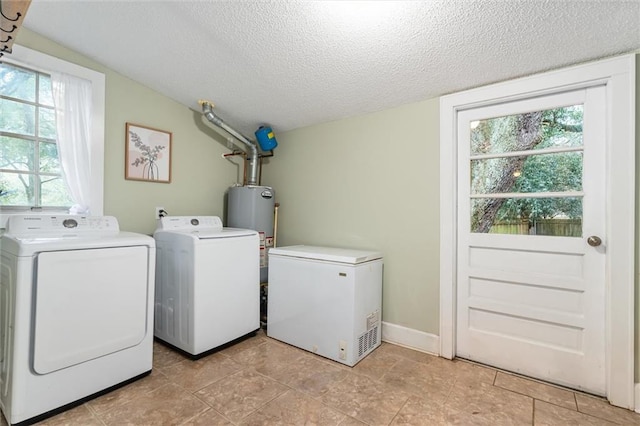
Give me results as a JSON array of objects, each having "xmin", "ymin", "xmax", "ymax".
[
  {"xmin": 0, "ymin": 62, "xmax": 73, "ymax": 210},
  {"xmin": 470, "ymin": 105, "xmax": 584, "ymax": 236},
  {"xmin": 0, "ymin": 44, "xmax": 105, "ymax": 227}
]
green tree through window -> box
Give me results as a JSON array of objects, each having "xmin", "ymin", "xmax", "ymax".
[
  {"xmin": 0, "ymin": 62, "xmax": 73, "ymax": 209},
  {"xmin": 470, "ymin": 105, "xmax": 584, "ymax": 236}
]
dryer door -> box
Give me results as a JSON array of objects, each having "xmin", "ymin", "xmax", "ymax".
[{"xmin": 32, "ymin": 246, "xmax": 149, "ymax": 374}]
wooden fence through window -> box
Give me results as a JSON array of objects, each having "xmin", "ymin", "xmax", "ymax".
[{"xmin": 488, "ymin": 219, "xmax": 582, "ymax": 237}]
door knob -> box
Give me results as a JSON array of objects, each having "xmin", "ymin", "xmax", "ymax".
[{"xmin": 587, "ymin": 236, "xmax": 602, "ymax": 247}]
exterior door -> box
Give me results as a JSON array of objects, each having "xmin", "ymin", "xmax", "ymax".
[{"xmin": 455, "ymin": 86, "xmax": 606, "ymax": 394}]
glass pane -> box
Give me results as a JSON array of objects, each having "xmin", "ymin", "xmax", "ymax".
[
  {"xmin": 39, "ymin": 74, "xmax": 54, "ymax": 106},
  {"xmin": 0, "ymin": 98, "xmax": 36, "ymax": 136},
  {"xmin": 41, "ymin": 175, "xmax": 73, "ymax": 207},
  {"xmin": 39, "ymin": 141, "xmax": 61, "ymax": 173},
  {"xmin": 471, "ymin": 197, "xmax": 582, "ymax": 236},
  {"xmin": 38, "ymin": 107, "xmax": 56, "ymax": 139},
  {"xmin": 0, "ymin": 63, "xmax": 36, "ymax": 101},
  {"xmin": 471, "ymin": 151, "xmax": 583, "ymax": 194},
  {"xmin": 470, "ymin": 105, "xmax": 584, "ymax": 155},
  {"xmin": 0, "ymin": 172, "xmax": 35, "ymax": 206},
  {"xmin": 0, "ymin": 136, "xmax": 34, "ymax": 171}
]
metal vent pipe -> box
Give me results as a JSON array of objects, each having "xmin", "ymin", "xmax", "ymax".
[{"xmin": 199, "ymin": 100, "xmax": 259, "ymax": 186}]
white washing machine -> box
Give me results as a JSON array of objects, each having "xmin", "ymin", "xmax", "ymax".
[
  {"xmin": 0, "ymin": 215, "xmax": 155, "ymax": 426},
  {"xmin": 267, "ymin": 245, "xmax": 383, "ymax": 367},
  {"xmin": 153, "ymin": 216, "xmax": 260, "ymax": 357}
]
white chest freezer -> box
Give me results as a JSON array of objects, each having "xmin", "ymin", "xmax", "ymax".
[{"xmin": 267, "ymin": 245, "xmax": 383, "ymax": 366}]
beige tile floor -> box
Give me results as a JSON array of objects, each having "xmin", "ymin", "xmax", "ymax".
[{"xmin": 5, "ymin": 330, "xmax": 640, "ymax": 425}]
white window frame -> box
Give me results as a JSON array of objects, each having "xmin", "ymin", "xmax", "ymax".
[
  {"xmin": 0, "ymin": 44, "xmax": 105, "ymax": 227},
  {"xmin": 439, "ymin": 55, "xmax": 636, "ymax": 408}
]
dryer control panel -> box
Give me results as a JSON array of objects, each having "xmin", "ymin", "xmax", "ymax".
[{"xmin": 5, "ymin": 215, "xmax": 120, "ymax": 236}]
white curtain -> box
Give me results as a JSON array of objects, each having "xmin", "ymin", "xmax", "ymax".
[{"xmin": 51, "ymin": 72, "xmax": 92, "ymax": 215}]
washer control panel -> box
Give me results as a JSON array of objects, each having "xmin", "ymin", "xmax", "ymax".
[{"xmin": 156, "ymin": 216, "xmax": 223, "ymax": 231}]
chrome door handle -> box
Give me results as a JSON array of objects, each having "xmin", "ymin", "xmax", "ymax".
[{"xmin": 587, "ymin": 236, "xmax": 602, "ymax": 247}]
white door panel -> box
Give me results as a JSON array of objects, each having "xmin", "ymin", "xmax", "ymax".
[{"xmin": 456, "ymin": 86, "xmax": 606, "ymax": 394}]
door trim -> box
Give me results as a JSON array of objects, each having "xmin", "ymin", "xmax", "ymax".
[{"xmin": 439, "ymin": 55, "xmax": 636, "ymax": 408}]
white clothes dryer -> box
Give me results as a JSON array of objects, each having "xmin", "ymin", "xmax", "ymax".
[
  {"xmin": 154, "ymin": 216, "xmax": 260, "ymax": 357},
  {"xmin": 0, "ymin": 215, "xmax": 155, "ymax": 426}
]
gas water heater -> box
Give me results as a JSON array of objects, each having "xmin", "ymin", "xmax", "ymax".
[
  {"xmin": 227, "ymin": 185, "xmax": 275, "ymax": 283},
  {"xmin": 199, "ymin": 100, "xmax": 278, "ymax": 283}
]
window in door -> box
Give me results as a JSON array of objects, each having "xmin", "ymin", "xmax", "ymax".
[
  {"xmin": 469, "ymin": 105, "xmax": 584, "ymax": 236},
  {"xmin": 0, "ymin": 61, "xmax": 73, "ymax": 210}
]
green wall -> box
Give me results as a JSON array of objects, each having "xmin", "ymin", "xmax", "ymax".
[
  {"xmin": 15, "ymin": 29, "xmax": 640, "ymax": 351},
  {"xmin": 261, "ymin": 100, "xmax": 440, "ymax": 334},
  {"xmin": 16, "ymin": 28, "xmax": 243, "ymax": 235}
]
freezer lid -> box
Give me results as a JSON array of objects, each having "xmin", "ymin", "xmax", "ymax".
[{"xmin": 269, "ymin": 245, "xmax": 382, "ymax": 264}]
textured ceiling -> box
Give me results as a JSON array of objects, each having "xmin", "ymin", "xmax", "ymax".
[{"xmin": 21, "ymin": 0, "xmax": 640, "ymax": 137}]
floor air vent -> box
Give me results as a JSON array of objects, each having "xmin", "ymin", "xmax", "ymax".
[{"xmin": 357, "ymin": 326, "xmax": 378, "ymax": 358}]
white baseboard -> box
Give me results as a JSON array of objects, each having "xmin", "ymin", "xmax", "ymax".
[
  {"xmin": 634, "ymin": 383, "xmax": 640, "ymax": 413},
  {"xmin": 381, "ymin": 321, "xmax": 440, "ymax": 355}
]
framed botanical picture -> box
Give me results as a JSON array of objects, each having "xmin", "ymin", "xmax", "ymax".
[{"xmin": 125, "ymin": 123, "xmax": 172, "ymax": 183}]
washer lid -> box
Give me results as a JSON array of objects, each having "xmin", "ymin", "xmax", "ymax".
[
  {"xmin": 188, "ymin": 227, "xmax": 258, "ymax": 239},
  {"xmin": 154, "ymin": 216, "xmax": 257, "ymax": 239},
  {"xmin": 269, "ymin": 245, "xmax": 382, "ymax": 264}
]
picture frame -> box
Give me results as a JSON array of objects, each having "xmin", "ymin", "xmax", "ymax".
[{"xmin": 125, "ymin": 123, "xmax": 172, "ymax": 183}]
